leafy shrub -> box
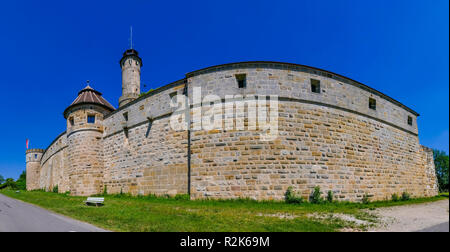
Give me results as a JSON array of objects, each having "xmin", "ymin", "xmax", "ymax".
[
  {"xmin": 362, "ymin": 194, "xmax": 370, "ymax": 204},
  {"xmin": 310, "ymin": 186, "xmax": 322, "ymax": 204},
  {"xmin": 285, "ymin": 186, "xmax": 304, "ymax": 204},
  {"xmin": 52, "ymin": 185, "xmax": 58, "ymax": 193},
  {"xmin": 401, "ymin": 192, "xmax": 410, "ymax": 201},
  {"xmin": 391, "ymin": 193, "xmax": 399, "ymax": 202},
  {"xmin": 327, "ymin": 190, "xmax": 333, "ymax": 203}
]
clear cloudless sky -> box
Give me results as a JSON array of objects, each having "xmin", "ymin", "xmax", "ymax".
[{"xmin": 0, "ymin": 0, "xmax": 448, "ymax": 179}]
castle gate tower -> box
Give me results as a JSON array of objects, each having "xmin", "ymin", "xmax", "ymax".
[
  {"xmin": 64, "ymin": 85, "xmax": 115, "ymax": 196},
  {"xmin": 25, "ymin": 148, "xmax": 44, "ymax": 190},
  {"xmin": 118, "ymin": 49, "xmax": 142, "ymax": 107}
]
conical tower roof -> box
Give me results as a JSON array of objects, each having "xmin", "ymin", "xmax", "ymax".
[{"xmin": 64, "ymin": 85, "xmax": 115, "ymax": 118}]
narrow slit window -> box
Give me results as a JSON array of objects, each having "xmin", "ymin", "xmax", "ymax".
[
  {"xmin": 236, "ymin": 74, "xmax": 247, "ymax": 88},
  {"xmin": 34, "ymin": 154, "xmax": 38, "ymax": 159},
  {"xmin": 311, "ymin": 79, "xmax": 321, "ymax": 93},
  {"xmin": 87, "ymin": 115, "xmax": 96, "ymax": 124},
  {"xmin": 69, "ymin": 117, "xmax": 74, "ymax": 126},
  {"xmin": 369, "ymin": 98, "xmax": 376, "ymax": 110},
  {"xmin": 123, "ymin": 112, "xmax": 129, "ymax": 121},
  {"xmin": 408, "ymin": 116, "xmax": 413, "ymax": 126}
]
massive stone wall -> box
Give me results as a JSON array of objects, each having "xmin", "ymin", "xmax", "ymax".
[
  {"xmin": 189, "ymin": 102, "xmax": 437, "ymax": 201},
  {"xmin": 102, "ymin": 80, "xmax": 188, "ymax": 196},
  {"xmin": 186, "ymin": 64, "xmax": 437, "ymax": 201},
  {"xmin": 38, "ymin": 132, "xmax": 69, "ymax": 192},
  {"xmin": 28, "ymin": 62, "xmax": 438, "ymax": 201}
]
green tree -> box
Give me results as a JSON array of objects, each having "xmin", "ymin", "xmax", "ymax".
[
  {"xmin": 3, "ymin": 178, "xmax": 17, "ymax": 190},
  {"xmin": 0, "ymin": 174, "xmax": 5, "ymax": 184},
  {"xmin": 15, "ymin": 171, "xmax": 26, "ymax": 190},
  {"xmin": 434, "ymin": 149, "xmax": 449, "ymax": 192}
]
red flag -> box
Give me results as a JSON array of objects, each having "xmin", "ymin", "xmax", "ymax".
[{"xmin": 26, "ymin": 139, "xmax": 29, "ymax": 149}]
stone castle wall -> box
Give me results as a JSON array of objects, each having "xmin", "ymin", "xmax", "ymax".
[
  {"xmin": 39, "ymin": 132, "xmax": 68, "ymax": 192},
  {"xmin": 186, "ymin": 64, "xmax": 436, "ymax": 201},
  {"xmin": 102, "ymin": 80, "xmax": 188, "ymax": 196},
  {"xmin": 189, "ymin": 101, "xmax": 437, "ymax": 201},
  {"xmin": 27, "ymin": 62, "xmax": 438, "ymax": 201}
]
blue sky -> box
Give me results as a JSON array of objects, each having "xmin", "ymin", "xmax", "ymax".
[{"xmin": 0, "ymin": 0, "xmax": 448, "ymax": 179}]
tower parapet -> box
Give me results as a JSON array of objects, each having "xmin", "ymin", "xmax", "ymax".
[
  {"xmin": 26, "ymin": 148, "xmax": 44, "ymax": 191},
  {"xmin": 119, "ymin": 49, "xmax": 142, "ymax": 107}
]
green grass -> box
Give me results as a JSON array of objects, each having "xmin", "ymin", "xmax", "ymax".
[{"xmin": 0, "ymin": 190, "xmax": 446, "ymax": 232}]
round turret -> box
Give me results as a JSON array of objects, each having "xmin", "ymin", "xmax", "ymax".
[
  {"xmin": 25, "ymin": 148, "xmax": 44, "ymax": 191},
  {"xmin": 65, "ymin": 85, "xmax": 115, "ymax": 196},
  {"xmin": 119, "ymin": 49, "xmax": 142, "ymax": 107}
]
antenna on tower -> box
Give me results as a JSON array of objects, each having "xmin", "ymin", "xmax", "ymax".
[{"xmin": 130, "ymin": 26, "xmax": 133, "ymax": 49}]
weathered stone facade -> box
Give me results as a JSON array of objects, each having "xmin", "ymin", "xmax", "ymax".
[{"xmin": 25, "ymin": 52, "xmax": 438, "ymax": 201}]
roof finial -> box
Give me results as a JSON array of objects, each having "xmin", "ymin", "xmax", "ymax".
[{"xmin": 86, "ymin": 80, "xmax": 90, "ymax": 87}]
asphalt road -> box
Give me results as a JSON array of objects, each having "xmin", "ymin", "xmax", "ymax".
[
  {"xmin": 417, "ymin": 222, "xmax": 449, "ymax": 232},
  {"xmin": 0, "ymin": 194, "xmax": 107, "ymax": 232}
]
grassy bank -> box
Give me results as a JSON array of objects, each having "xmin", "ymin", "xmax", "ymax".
[{"xmin": 0, "ymin": 190, "xmax": 446, "ymax": 232}]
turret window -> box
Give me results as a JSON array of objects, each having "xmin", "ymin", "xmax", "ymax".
[
  {"xmin": 87, "ymin": 115, "xmax": 96, "ymax": 124},
  {"xmin": 69, "ymin": 117, "xmax": 74, "ymax": 126}
]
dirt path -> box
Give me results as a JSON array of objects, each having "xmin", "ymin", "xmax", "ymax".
[{"xmin": 368, "ymin": 199, "xmax": 449, "ymax": 232}]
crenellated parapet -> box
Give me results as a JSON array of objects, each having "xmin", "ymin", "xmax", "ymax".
[{"xmin": 26, "ymin": 148, "xmax": 45, "ymax": 155}]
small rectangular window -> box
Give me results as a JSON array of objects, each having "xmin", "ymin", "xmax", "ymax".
[
  {"xmin": 87, "ymin": 115, "xmax": 95, "ymax": 124},
  {"xmin": 123, "ymin": 112, "xmax": 129, "ymax": 121},
  {"xmin": 408, "ymin": 116, "xmax": 413, "ymax": 126},
  {"xmin": 169, "ymin": 91, "xmax": 177, "ymax": 99},
  {"xmin": 236, "ymin": 74, "xmax": 247, "ymax": 88},
  {"xmin": 34, "ymin": 154, "xmax": 38, "ymax": 159},
  {"xmin": 69, "ymin": 118, "xmax": 74, "ymax": 126},
  {"xmin": 369, "ymin": 98, "xmax": 376, "ymax": 110},
  {"xmin": 311, "ymin": 79, "xmax": 321, "ymax": 93}
]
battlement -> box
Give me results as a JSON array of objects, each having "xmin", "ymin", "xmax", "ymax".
[{"xmin": 26, "ymin": 148, "xmax": 45, "ymax": 154}]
